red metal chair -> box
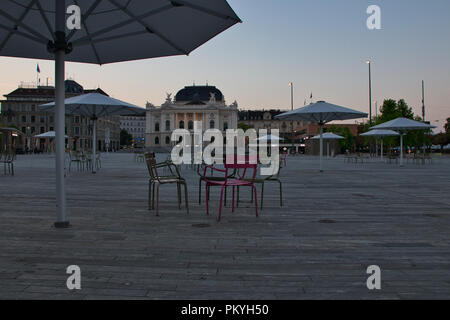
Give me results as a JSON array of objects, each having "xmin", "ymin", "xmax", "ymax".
[{"xmin": 203, "ymin": 155, "xmax": 258, "ymax": 221}]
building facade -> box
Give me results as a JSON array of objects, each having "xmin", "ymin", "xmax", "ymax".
[
  {"xmin": 0, "ymin": 80, "xmax": 120, "ymax": 152},
  {"xmin": 120, "ymin": 115, "xmax": 146, "ymax": 145},
  {"xmin": 146, "ymin": 85, "xmax": 239, "ymax": 149},
  {"xmin": 238, "ymin": 109, "xmax": 308, "ymax": 139}
]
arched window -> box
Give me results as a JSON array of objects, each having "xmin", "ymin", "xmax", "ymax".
[
  {"xmin": 165, "ymin": 136, "xmax": 171, "ymax": 145},
  {"xmin": 188, "ymin": 120, "xmax": 194, "ymax": 130},
  {"xmin": 155, "ymin": 137, "xmax": 160, "ymax": 145},
  {"xmin": 210, "ymin": 120, "xmax": 215, "ymax": 129},
  {"xmin": 179, "ymin": 121, "xmax": 184, "ymax": 129},
  {"xmin": 155, "ymin": 122, "xmax": 160, "ymax": 132},
  {"xmin": 223, "ymin": 122, "xmax": 229, "ymax": 131},
  {"xmin": 165, "ymin": 120, "xmax": 170, "ymax": 131}
]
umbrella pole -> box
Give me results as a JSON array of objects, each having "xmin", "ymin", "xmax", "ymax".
[
  {"xmin": 400, "ymin": 134, "xmax": 404, "ymax": 167},
  {"xmin": 54, "ymin": 0, "xmax": 69, "ymax": 228},
  {"xmin": 92, "ymin": 118, "xmax": 97, "ymax": 174},
  {"xmin": 381, "ymin": 139, "xmax": 384, "ymax": 161},
  {"xmin": 319, "ymin": 125, "xmax": 324, "ymax": 172}
]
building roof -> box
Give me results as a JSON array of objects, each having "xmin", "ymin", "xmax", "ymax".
[
  {"xmin": 3, "ymin": 80, "xmax": 108, "ymax": 100},
  {"xmin": 238, "ymin": 110, "xmax": 286, "ymax": 121},
  {"xmin": 175, "ymin": 85, "xmax": 224, "ymax": 103}
]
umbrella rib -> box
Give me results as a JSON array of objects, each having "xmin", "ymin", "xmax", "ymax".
[
  {"xmin": 66, "ymin": 0, "xmax": 103, "ymax": 42},
  {"xmin": 173, "ymin": 0, "xmax": 242, "ymax": 23},
  {"xmin": 71, "ymin": 4, "xmax": 173, "ymax": 46},
  {"xmin": 108, "ymin": 0, "xmax": 188, "ymax": 55},
  {"xmin": 35, "ymin": 0, "xmax": 55, "ymax": 41},
  {"xmin": 77, "ymin": 30, "xmax": 149, "ymax": 46},
  {"xmin": 0, "ymin": 22, "xmax": 46, "ymax": 47},
  {"xmin": 73, "ymin": 0, "xmax": 102, "ymax": 64},
  {"xmin": 0, "ymin": 0, "xmax": 45, "ymax": 51},
  {"xmin": 0, "ymin": 2, "xmax": 49, "ymax": 44}
]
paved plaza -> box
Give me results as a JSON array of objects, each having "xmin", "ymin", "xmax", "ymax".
[{"xmin": 1, "ymin": 152, "xmax": 450, "ymax": 299}]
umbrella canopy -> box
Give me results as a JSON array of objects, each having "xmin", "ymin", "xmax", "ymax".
[
  {"xmin": 0, "ymin": 1, "xmax": 241, "ymax": 64},
  {"xmin": 35, "ymin": 131, "xmax": 69, "ymax": 138},
  {"xmin": 311, "ymin": 132, "xmax": 344, "ymax": 140},
  {"xmin": 370, "ymin": 118, "xmax": 436, "ymax": 165},
  {"xmin": 360, "ymin": 130, "xmax": 400, "ymax": 161},
  {"xmin": 40, "ymin": 93, "xmax": 145, "ymax": 118},
  {"xmin": 0, "ymin": 0, "xmax": 240, "ymax": 228},
  {"xmin": 370, "ymin": 118, "xmax": 436, "ymax": 131},
  {"xmin": 275, "ymin": 101, "xmax": 367, "ymax": 124},
  {"xmin": 257, "ymin": 134, "xmax": 284, "ymax": 141},
  {"xmin": 360, "ymin": 129, "xmax": 400, "ymax": 137},
  {"xmin": 41, "ymin": 93, "xmax": 146, "ymax": 174},
  {"xmin": 275, "ymin": 101, "xmax": 367, "ymax": 171}
]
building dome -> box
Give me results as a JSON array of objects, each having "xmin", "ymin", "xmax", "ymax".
[{"xmin": 175, "ymin": 85, "xmax": 224, "ymax": 104}]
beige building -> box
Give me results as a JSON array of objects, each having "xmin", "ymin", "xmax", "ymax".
[
  {"xmin": 238, "ymin": 110, "xmax": 307, "ymax": 140},
  {"xmin": 0, "ymin": 80, "xmax": 120, "ymax": 152},
  {"xmin": 146, "ymin": 85, "xmax": 238, "ymax": 149}
]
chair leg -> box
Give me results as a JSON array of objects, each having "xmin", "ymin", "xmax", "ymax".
[
  {"xmin": 224, "ymin": 186, "xmax": 227, "ymax": 207},
  {"xmin": 198, "ymin": 178, "xmax": 202, "ymax": 204},
  {"xmin": 206, "ymin": 184, "xmax": 210, "ymax": 216},
  {"xmin": 183, "ymin": 182, "xmax": 189, "ymax": 214},
  {"xmin": 156, "ymin": 184, "xmax": 160, "ymax": 216},
  {"xmin": 148, "ymin": 180, "xmax": 152, "ymax": 210},
  {"xmin": 261, "ymin": 182, "xmax": 265, "ymax": 210},
  {"xmin": 218, "ymin": 186, "xmax": 226, "ymax": 221},
  {"xmin": 177, "ymin": 182, "xmax": 181, "ymax": 209},
  {"xmin": 237, "ymin": 186, "xmax": 240, "ymax": 208},
  {"xmin": 152, "ymin": 182, "xmax": 156, "ymax": 210},
  {"xmin": 253, "ymin": 185, "xmax": 258, "ymax": 217}
]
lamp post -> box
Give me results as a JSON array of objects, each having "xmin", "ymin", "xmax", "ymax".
[
  {"xmin": 366, "ymin": 60, "xmax": 372, "ymax": 125},
  {"xmin": 289, "ymin": 82, "xmax": 294, "ymax": 151}
]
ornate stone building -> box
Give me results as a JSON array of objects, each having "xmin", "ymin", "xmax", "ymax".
[
  {"xmin": 146, "ymin": 85, "xmax": 238, "ymax": 149},
  {"xmin": 0, "ymin": 80, "xmax": 120, "ymax": 152}
]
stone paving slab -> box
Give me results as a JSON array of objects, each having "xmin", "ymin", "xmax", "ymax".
[{"xmin": 0, "ymin": 153, "xmax": 449, "ymax": 299}]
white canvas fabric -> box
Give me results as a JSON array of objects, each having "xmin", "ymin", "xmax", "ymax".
[
  {"xmin": 311, "ymin": 132, "xmax": 344, "ymax": 140},
  {"xmin": 0, "ymin": 0, "xmax": 241, "ymax": 64},
  {"xmin": 360, "ymin": 129, "xmax": 400, "ymax": 137},
  {"xmin": 40, "ymin": 93, "xmax": 145, "ymax": 117},
  {"xmin": 370, "ymin": 118, "xmax": 436, "ymax": 131}
]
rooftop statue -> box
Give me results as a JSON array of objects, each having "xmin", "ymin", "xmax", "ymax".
[{"xmin": 209, "ymin": 92, "xmax": 216, "ymax": 104}]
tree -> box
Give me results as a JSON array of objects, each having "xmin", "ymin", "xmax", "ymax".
[
  {"xmin": 237, "ymin": 123, "xmax": 254, "ymax": 132},
  {"xmin": 120, "ymin": 129, "xmax": 133, "ymax": 146},
  {"xmin": 445, "ymin": 117, "xmax": 450, "ymax": 134},
  {"xmin": 432, "ymin": 133, "xmax": 449, "ymax": 152}
]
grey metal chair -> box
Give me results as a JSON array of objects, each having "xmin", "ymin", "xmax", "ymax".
[{"xmin": 145, "ymin": 152, "xmax": 189, "ymax": 216}]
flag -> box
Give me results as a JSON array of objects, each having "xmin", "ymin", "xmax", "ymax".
[{"xmin": 37, "ymin": 64, "xmax": 40, "ymax": 73}]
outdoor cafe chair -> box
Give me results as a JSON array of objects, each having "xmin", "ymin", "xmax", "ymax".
[
  {"xmin": 196, "ymin": 162, "xmax": 236, "ymax": 206},
  {"xmin": 236, "ymin": 159, "xmax": 283, "ymax": 210},
  {"xmin": 145, "ymin": 152, "xmax": 189, "ymax": 216},
  {"xmin": 68, "ymin": 151, "xmax": 81, "ymax": 172},
  {"xmin": 2, "ymin": 152, "xmax": 14, "ymax": 176},
  {"xmin": 203, "ymin": 155, "xmax": 258, "ymax": 221}
]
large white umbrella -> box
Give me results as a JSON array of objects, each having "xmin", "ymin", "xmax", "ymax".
[
  {"xmin": 311, "ymin": 132, "xmax": 344, "ymax": 158},
  {"xmin": 370, "ymin": 118, "xmax": 436, "ymax": 166},
  {"xmin": 257, "ymin": 134, "xmax": 284, "ymax": 141},
  {"xmin": 41, "ymin": 93, "xmax": 144, "ymax": 173},
  {"xmin": 35, "ymin": 131, "xmax": 69, "ymax": 139},
  {"xmin": 0, "ymin": 0, "xmax": 241, "ymax": 228},
  {"xmin": 360, "ymin": 129, "xmax": 400, "ymax": 160},
  {"xmin": 275, "ymin": 101, "xmax": 367, "ymax": 171}
]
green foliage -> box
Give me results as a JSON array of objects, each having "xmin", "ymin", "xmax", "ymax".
[
  {"xmin": 362, "ymin": 99, "xmax": 432, "ymax": 151},
  {"xmin": 432, "ymin": 133, "xmax": 450, "ymax": 151},
  {"xmin": 120, "ymin": 129, "xmax": 133, "ymax": 146},
  {"xmin": 327, "ymin": 125, "xmax": 355, "ymax": 152},
  {"xmin": 445, "ymin": 117, "xmax": 450, "ymax": 134}
]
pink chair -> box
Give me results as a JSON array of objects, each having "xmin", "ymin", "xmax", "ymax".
[{"xmin": 203, "ymin": 155, "xmax": 258, "ymax": 221}]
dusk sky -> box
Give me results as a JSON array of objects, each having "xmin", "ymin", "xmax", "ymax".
[{"xmin": 0, "ymin": 0, "xmax": 449, "ymax": 132}]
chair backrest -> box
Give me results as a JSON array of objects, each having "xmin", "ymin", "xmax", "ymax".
[
  {"xmin": 225, "ymin": 154, "xmax": 258, "ymax": 182},
  {"xmin": 145, "ymin": 152, "xmax": 158, "ymax": 180}
]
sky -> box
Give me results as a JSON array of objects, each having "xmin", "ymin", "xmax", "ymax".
[{"xmin": 0, "ymin": 0, "xmax": 449, "ymax": 132}]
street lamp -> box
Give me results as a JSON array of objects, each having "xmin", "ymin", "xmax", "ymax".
[
  {"xmin": 366, "ymin": 60, "xmax": 372, "ymax": 125},
  {"xmin": 288, "ymin": 82, "xmax": 294, "ymax": 149}
]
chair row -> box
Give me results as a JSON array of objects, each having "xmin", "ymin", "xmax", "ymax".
[
  {"xmin": 144, "ymin": 153, "xmax": 284, "ymax": 222},
  {"xmin": 1, "ymin": 152, "xmax": 15, "ymax": 176}
]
